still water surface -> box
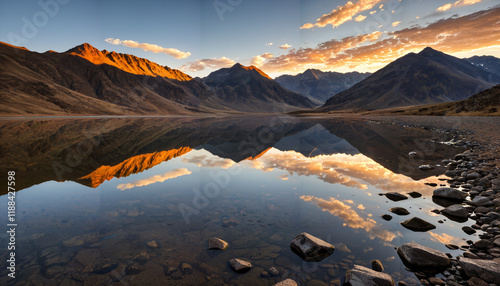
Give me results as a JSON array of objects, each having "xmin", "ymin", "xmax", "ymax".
[{"xmin": 0, "ymin": 116, "xmax": 473, "ymax": 285}]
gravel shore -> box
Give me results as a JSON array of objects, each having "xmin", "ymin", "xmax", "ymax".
[{"xmin": 367, "ymin": 115, "xmax": 500, "ymax": 285}]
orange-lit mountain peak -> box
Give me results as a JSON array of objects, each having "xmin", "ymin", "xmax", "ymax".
[
  {"xmin": 65, "ymin": 43, "xmax": 192, "ymax": 81},
  {"xmin": 78, "ymin": 147, "xmax": 192, "ymax": 188},
  {"xmin": 232, "ymin": 63, "xmax": 273, "ymax": 80},
  {"xmin": 0, "ymin": 41, "xmax": 29, "ymax": 51},
  {"xmin": 244, "ymin": 147, "xmax": 272, "ymax": 161}
]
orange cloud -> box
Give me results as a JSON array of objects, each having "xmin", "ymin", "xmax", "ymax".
[
  {"xmin": 105, "ymin": 38, "xmax": 191, "ymax": 59},
  {"xmin": 355, "ymin": 15, "xmax": 367, "ymax": 22},
  {"xmin": 437, "ymin": 0, "xmax": 483, "ymax": 11},
  {"xmin": 182, "ymin": 155, "xmax": 235, "ymax": 169},
  {"xmin": 245, "ymin": 148, "xmax": 441, "ymax": 195},
  {"xmin": 300, "ymin": 0, "xmax": 383, "ymax": 29},
  {"xmin": 180, "ymin": 57, "xmax": 236, "ymax": 72},
  {"xmin": 260, "ymin": 8, "xmax": 500, "ymax": 73},
  {"xmin": 250, "ymin": 53, "xmax": 274, "ymax": 67},
  {"xmin": 428, "ymin": 232, "xmax": 464, "ymax": 246},
  {"xmin": 116, "ymin": 168, "xmax": 191, "ymax": 190},
  {"xmin": 392, "ymin": 21, "xmax": 401, "ymax": 27},
  {"xmin": 301, "ymin": 195, "xmax": 400, "ymax": 242},
  {"xmin": 279, "ymin": 44, "xmax": 292, "ymax": 50}
]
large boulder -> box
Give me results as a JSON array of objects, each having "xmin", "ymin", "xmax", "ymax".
[
  {"xmin": 344, "ymin": 265, "xmax": 395, "ymax": 286},
  {"xmin": 400, "ymin": 217, "xmax": 436, "ymax": 232},
  {"xmin": 397, "ymin": 243, "xmax": 450, "ymax": 267},
  {"xmin": 433, "ymin": 188, "xmax": 468, "ymax": 201},
  {"xmin": 441, "ymin": 204, "xmax": 469, "ymax": 218},
  {"xmin": 290, "ymin": 232, "xmax": 335, "ymax": 262},
  {"xmin": 459, "ymin": 257, "xmax": 500, "ymax": 284}
]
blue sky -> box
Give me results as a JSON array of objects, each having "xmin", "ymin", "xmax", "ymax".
[{"xmin": 0, "ymin": 0, "xmax": 499, "ymax": 78}]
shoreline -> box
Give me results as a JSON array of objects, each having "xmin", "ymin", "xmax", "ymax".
[{"xmin": 372, "ymin": 116, "xmax": 500, "ymax": 285}]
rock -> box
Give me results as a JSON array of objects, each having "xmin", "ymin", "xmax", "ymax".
[
  {"xmin": 463, "ymin": 226, "xmax": 477, "ymax": 235},
  {"xmin": 208, "ymin": 237, "xmax": 228, "ymax": 250},
  {"xmin": 229, "ymin": 258, "xmax": 252, "ymax": 272},
  {"xmin": 428, "ymin": 277, "xmax": 445, "ymax": 285},
  {"xmin": 381, "ymin": 214, "xmax": 393, "ymax": 221},
  {"xmin": 466, "ymin": 172, "xmax": 481, "ymax": 180},
  {"xmin": 385, "ymin": 192, "xmax": 408, "ymax": 201},
  {"xmin": 464, "ymin": 251, "xmax": 481, "ymax": 259},
  {"xmin": 290, "ymin": 232, "xmax": 335, "ymax": 262},
  {"xmin": 409, "ymin": 151, "xmax": 417, "ymax": 156},
  {"xmin": 466, "ymin": 277, "xmax": 489, "ymax": 286},
  {"xmin": 397, "ymin": 243, "xmax": 450, "ymax": 267},
  {"xmin": 126, "ymin": 263, "xmax": 143, "ymax": 275},
  {"xmin": 419, "ymin": 165, "xmax": 434, "ymax": 170},
  {"xmin": 433, "ymin": 188, "xmax": 468, "ymax": 201},
  {"xmin": 459, "ymin": 257, "xmax": 500, "ymax": 284},
  {"xmin": 268, "ymin": 266, "xmax": 279, "ymax": 275},
  {"xmin": 445, "ymin": 244, "xmax": 459, "ymax": 250},
  {"xmin": 371, "ymin": 260, "xmax": 384, "ymax": 272},
  {"xmin": 306, "ymin": 280, "xmax": 328, "ymax": 286},
  {"xmin": 469, "ymin": 196, "xmax": 493, "ymax": 206},
  {"xmin": 261, "ymin": 271, "xmax": 270, "ymax": 277},
  {"xmin": 473, "ymin": 239, "xmax": 493, "ymax": 250},
  {"xmin": 273, "ymin": 279, "xmax": 298, "ymax": 286},
  {"xmin": 441, "ymin": 204, "xmax": 469, "ymax": 218},
  {"xmin": 408, "ymin": 192, "xmax": 422, "ymax": 198},
  {"xmin": 180, "ymin": 262, "xmax": 193, "ymax": 274},
  {"xmin": 146, "ymin": 240, "xmax": 158, "ymax": 248},
  {"xmin": 389, "ymin": 207, "xmax": 410, "ymax": 216},
  {"xmin": 344, "ymin": 264, "xmax": 395, "ymax": 286},
  {"xmin": 401, "ymin": 217, "xmax": 436, "ymax": 232},
  {"xmin": 92, "ymin": 261, "xmax": 119, "ymax": 274},
  {"xmin": 494, "ymin": 237, "xmax": 500, "ymax": 247},
  {"xmin": 445, "ymin": 170, "xmax": 456, "ymax": 177},
  {"xmin": 474, "ymin": 206, "xmax": 490, "ymax": 214}
]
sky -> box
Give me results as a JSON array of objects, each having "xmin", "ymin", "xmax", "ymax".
[{"xmin": 0, "ymin": 0, "xmax": 499, "ymax": 78}]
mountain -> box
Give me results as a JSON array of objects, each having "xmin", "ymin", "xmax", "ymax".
[
  {"xmin": 66, "ymin": 43, "xmax": 192, "ymax": 80},
  {"xmin": 319, "ymin": 47, "xmax": 500, "ymax": 111},
  {"xmin": 0, "ymin": 42, "xmax": 312, "ymax": 115},
  {"xmin": 199, "ymin": 63, "xmax": 316, "ymax": 112},
  {"xmin": 275, "ymin": 69, "xmax": 371, "ymax": 104},
  {"xmin": 0, "ymin": 41, "xmax": 221, "ymax": 115},
  {"xmin": 372, "ymin": 84, "xmax": 500, "ymax": 116},
  {"xmin": 465, "ymin": 55, "xmax": 500, "ymax": 76}
]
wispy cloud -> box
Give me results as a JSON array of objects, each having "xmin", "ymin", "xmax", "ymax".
[
  {"xmin": 392, "ymin": 21, "xmax": 401, "ymax": 27},
  {"xmin": 117, "ymin": 168, "xmax": 191, "ymax": 190},
  {"xmin": 279, "ymin": 44, "xmax": 292, "ymax": 50},
  {"xmin": 259, "ymin": 8, "xmax": 500, "ymax": 73},
  {"xmin": 300, "ymin": 0, "xmax": 383, "ymax": 29},
  {"xmin": 266, "ymin": 42, "xmax": 273, "ymax": 46},
  {"xmin": 355, "ymin": 15, "xmax": 367, "ymax": 22},
  {"xmin": 105, "ymin": 38, "xmax": 191, "ymax": 59},
  {"xmin": 180, "ymin": 57, "xmax": 236, "ymax": 72},
  {"xmin": 437, "ymin": 0, "xmax": 484, "ymax": 11}
]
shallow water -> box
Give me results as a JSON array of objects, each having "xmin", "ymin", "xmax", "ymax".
[{"xmin": 0, "ymin": 116, "xmax": 474, "ymax": 285}]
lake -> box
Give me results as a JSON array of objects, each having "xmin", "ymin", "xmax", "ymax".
[{"xmin": 0, "ymin": 116, "xmax": 471, "ymax": 285}]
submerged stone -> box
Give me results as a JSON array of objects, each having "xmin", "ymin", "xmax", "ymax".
[
  {"xmin": 290, "ymin": 232, "xmax": 335, "ymax": 262},
  {"xmin": 344, "ymin": 264, "xmax": 395, "ymax": 286},
  {"xmin": 229, "ymin": 258, "xmax": 252, "ymax": 272},
  {"xmin": 208, "ymin": 237, "xmax": 228, "ymax": 250}
]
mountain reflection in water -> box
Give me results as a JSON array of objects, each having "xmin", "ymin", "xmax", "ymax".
[{"xmin": 0, "ymin": 116, "xmax": 467, "ymax": 286}]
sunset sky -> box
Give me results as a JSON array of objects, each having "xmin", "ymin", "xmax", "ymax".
[{"xmin": 0, "ymin": 0, "xmax": 499, "ymax": 78}]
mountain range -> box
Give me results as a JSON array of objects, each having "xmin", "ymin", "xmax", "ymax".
[
  {"xmin": 319, "ymin": 47, "xmax": 500, "ymax": 112},
  {"xmin": 0, "ymin": 42, "xmax": 312, "ymax": 115},
  {"xmin": 1, "ymin": 41, "xmax": 500, "ymax": 115},
  {"xmin": 275, "ymin": 69, "xmax": 371, "ymax": 104}
]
